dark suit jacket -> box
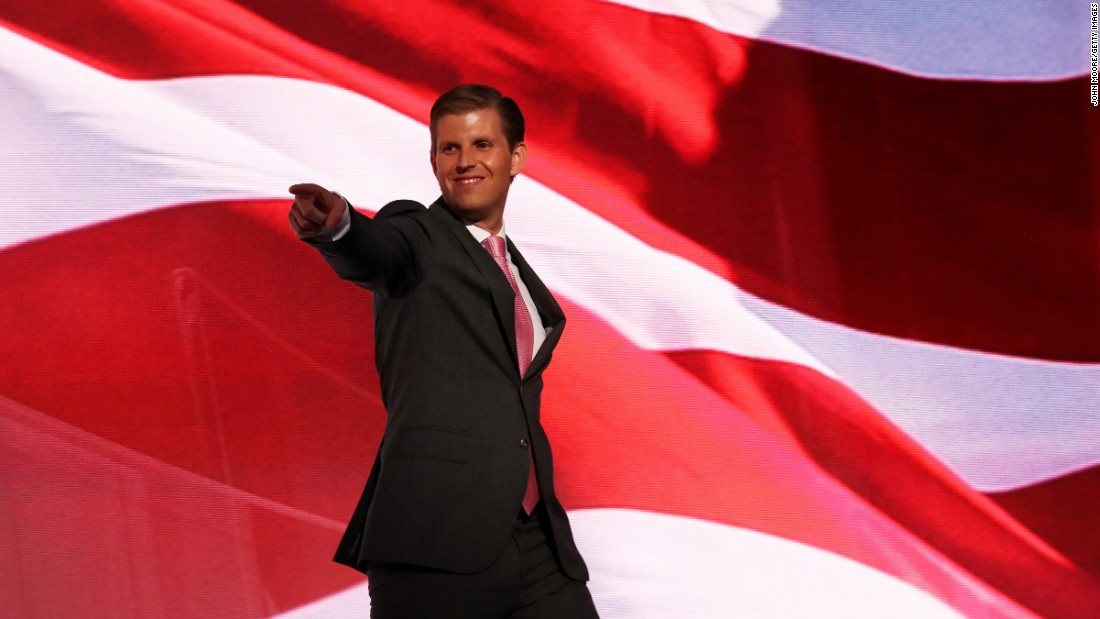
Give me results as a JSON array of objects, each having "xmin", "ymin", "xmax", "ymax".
[{"xmin": 309, "ymin": 197, "xmax": 589, "ymax": 581}]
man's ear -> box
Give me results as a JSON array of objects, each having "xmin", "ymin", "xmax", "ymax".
[
  {"xmin": 510, "ymin": 142, "xmax": 527, "ymax": 177},
  {"xmin": 430, "ymin": 148, "xmax": 437, "ymax": 176}
]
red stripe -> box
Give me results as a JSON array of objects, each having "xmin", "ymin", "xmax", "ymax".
[
  {"xmin": 0, "ymin": 395, "xmax": 361, "ymax": 616},
  {"xmin": 989, "ymin": 465, "xmax": 1100, "ymax": 577},
  {"xmin": 1, "ymin": 202, "xmax": 1097, "ymax": 617},
  {"xmin": 2, "ymin": 1, "xmax": 1097, "ymax": 362}
]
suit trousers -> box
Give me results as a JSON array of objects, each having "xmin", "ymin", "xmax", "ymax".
[{"xmin": 366, "ymin": 503, "xmax": 600, "ymax": 619}]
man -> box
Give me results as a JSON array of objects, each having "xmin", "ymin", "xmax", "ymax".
[{"xmin": 288, "ymin": 84, "xmax": 600, "ymax": 618}]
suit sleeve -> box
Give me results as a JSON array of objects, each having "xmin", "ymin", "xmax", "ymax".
[{"xmin": 304, "ymin": 199, "xmax": 430, "ymax": 297}]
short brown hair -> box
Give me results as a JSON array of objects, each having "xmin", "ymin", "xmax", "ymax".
[{"xmin": 429, "ymin": 84, "xmax": 525, "ymax": 152}]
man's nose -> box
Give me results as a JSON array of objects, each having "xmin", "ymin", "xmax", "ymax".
[{"xmin": 457, "ymin": 149, "xmax": 476, "ymax": 170}]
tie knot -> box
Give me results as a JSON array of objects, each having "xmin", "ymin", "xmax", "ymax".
[{"xmin": 482, "ymin": 235, "xmax": 506, "ymax": 260}]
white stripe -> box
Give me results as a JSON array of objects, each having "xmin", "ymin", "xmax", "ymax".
[
  {"xmin": 739, "ymin": 294, "xmax": 1100, "ymax": 492},
  {"xmin": 601, "ymin": 0, "xmax": 1088, "ymax": 79},
  {"xmin": 3, "ymin": 28, "xmax": 1098, "ymax": 491},
  {"xmin": 0, "ymin": 26, "xmax": 444, "ymax": 249},
  {"xmin": 570, "ymin": 509, "xmax": 1036, "ymax": 619},
  {"xmin": 273, "ymin": 509, "xmax": 1039, "ymax": 619},
  {"xmin": 272, "ymin": 583, "xmax": 371, "ymax": 619}
]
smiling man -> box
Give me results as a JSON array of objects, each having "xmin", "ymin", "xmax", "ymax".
[{"xmin": 288, "ymin": 84, "xmax": 600, "ymax": 618}]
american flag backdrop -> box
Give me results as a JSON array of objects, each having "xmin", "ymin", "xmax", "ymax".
[{"xmin": 1, "ymin": 1, "xmax": 1098, "ymax": 617}]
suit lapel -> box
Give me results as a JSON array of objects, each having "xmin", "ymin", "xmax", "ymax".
[
  {"xmin": 429, "ymin": 200, "xmax": 522, "ymax": 374},
  {"xmin": 506, "ymin": 237, "xmax": 565, "ymax": 381}
]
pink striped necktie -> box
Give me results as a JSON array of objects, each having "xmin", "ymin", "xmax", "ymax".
[{"xmin": 482, "ymin": 235, "xmax": 540, "ymax": 514}]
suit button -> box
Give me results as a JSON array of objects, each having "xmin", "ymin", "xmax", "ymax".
[{"xmin": 519, "ymin": 438, "xmax": 530, "ymax": 448}]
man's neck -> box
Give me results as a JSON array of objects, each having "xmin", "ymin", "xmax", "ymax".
[
  {"xmin": 470, "ymin": 219, "xmax": 503, "ymax": 236},
  {"xmin": 439, "ymin": 199, "xmax": 504, "ymax": 235}
]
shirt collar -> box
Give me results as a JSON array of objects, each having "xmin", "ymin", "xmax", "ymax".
[{"xmin": 466, "ymin": 222, "xmax": 506, "ymax": 244}]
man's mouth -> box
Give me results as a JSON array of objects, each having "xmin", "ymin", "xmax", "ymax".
[{"xmin": 455, "ymin": 177, "xmax": 483, "ymax": 186}]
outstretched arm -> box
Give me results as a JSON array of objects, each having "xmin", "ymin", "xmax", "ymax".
[{"xmin": 288, "ymin": 184, "xmax": 427, "ymax": 296}]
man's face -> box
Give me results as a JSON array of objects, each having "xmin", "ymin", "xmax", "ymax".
[{"xmin": 431, "ymin": 108, "xmax": 525, "ymax": 229}]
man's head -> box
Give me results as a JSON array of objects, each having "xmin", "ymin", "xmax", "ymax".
[{"xmin": 429, "ymin": 85, "xmax": 527, "ymax": 232}]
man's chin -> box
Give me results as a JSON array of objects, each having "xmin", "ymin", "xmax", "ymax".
[
  {"xmin": 445, "ymin": 196, "xmax": 492, "ymax": 214},
  {"xmin": 439, "ymin": 197, "xmax": 483, "ymax": 220}
]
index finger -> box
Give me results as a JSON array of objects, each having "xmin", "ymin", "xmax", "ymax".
[{"xmin": 288, "ymin": 182, "xmax": 325, "ymax": 197}]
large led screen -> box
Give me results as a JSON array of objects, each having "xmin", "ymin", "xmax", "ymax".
[{"xmin": 2, "ymin": 1, "xmax": 1098, "ymax": 617}]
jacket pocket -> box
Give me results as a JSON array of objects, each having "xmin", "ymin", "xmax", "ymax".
[{"xmin": 387, "ymin": 427, "xmax": 470, "ymax": 464}]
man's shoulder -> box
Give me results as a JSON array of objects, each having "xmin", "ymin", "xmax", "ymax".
[{"xmin": 374, "ymin": 199, "xmax": 429, "ymax": 220}]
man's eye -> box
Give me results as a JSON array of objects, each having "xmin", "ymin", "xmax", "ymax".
[{"xmin": 476, "ymin": 142, "xmax": 490, "ymax": 149}]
